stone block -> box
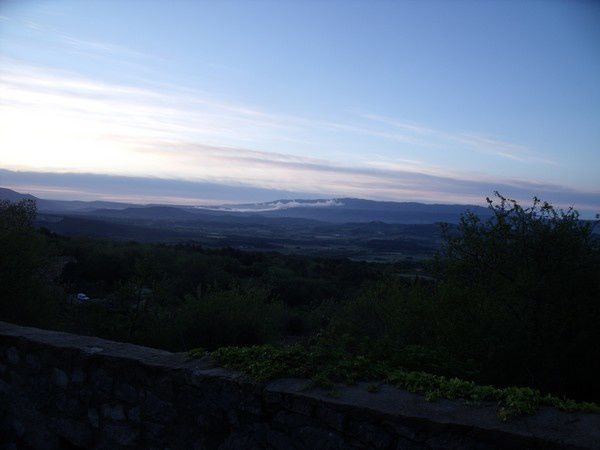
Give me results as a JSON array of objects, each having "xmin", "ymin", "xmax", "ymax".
[
  {"xmin": 90, "ymin": 368, "xmax": 113, "ymax": 394},
  {"xmin": 196, "ymin": 413, "xmax": 228, "ymax": 433},
  {"xmin": 105, "ymin": 424, "xmax": 140, "ymax": 446},
  {"xmin": 101, "ymin": 403, "xmax": 125, "ymax": 421},
  {"xmin": 238, "ymin": 397, "xmax": 264, "ymax": 416},
  {"xmin": 71, "ymin": 368, "xmax": 85, "ymax": 384},
  {"xmin": 144, "ymin": 391, "xmax": 176, "ymax": 423},
  {"xmin": 128, "ymin": 405, "xmax": 142, "ymax": 423},
  {"xmin": 52, "ymin": 417, "xmax": 93, "ymax": 448},
  {"xmin": 295, "ymin": 426, "xmax": 348, "ymax": 450},
  {"xmin": 56, "ymin": 394, "xmax": 80, "ymax": 414},
  {"xmin": 115, "ymin": 382, "xmax": 139, "ymax": 403},
  {"xmin": 151, "ymin": 375, "xmax": 174, "ymax": 399},
  {"xmin": 264, "ymin": 390, "xmax": 283, "ymax": 406},
  {"xmin": 87, "ymin": 408, "xmax": 100, "ymax": 428},
  {"xmin": 315, "ymin": 404, "xmax": 346, "ymax": 432},
  {"xmin": 12, "ymin": 419, "xmax": 25, "ymax": 437},
  {"xmin": 396, "ymin": 436, "xmax": 427, "ymax": 450},
  {"xmin": 267, "ymin": 429, "xmax": 300, "ymax": 450},
  {"xmin": 52, "ymin": 368, "xmax": 69, "ymax": 389},
  {"xmin": 6, "ymin": 347, "xmax": 19, "ymax": 365},
  {"xmin": 143, "ymin": 421, "xmax": 166, "ymax": 442},
  {"xmin": 283, "ymin": 396, "xmax": 315, "ymax": 417},
  {"xmin": 346, "ymin": 419, "xmax": 393, "ymax": 449},
  {"xmin": 273, "ymin": 410, "xmax": 315, "ymax": 432},
  {"xmin": 9, "ymin": 370, "xmax": 24, "ymax": 388},
  {"xmin": 25, "ymin": 354, "xmax": 41, "ymax": 370}
]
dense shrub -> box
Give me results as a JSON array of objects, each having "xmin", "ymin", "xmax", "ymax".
[
  {"xmin": 324, "ymin": 280, "xmax": 476, "ymax": 377},
  {"xmin": 177, "ymin": 287, "xmax": 285, "ymax": 349},
  {"xmin": 435, "ymin": 193, "xmax": 600, "ymax": 399},
  {"xmin": 0, "ymin": 200, "xmax": 62, "ymax": 326}
]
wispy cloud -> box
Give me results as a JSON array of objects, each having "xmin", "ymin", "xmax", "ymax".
[
  {"xmin": 359, "ymin": 113, "xmax": 556, "ymax": 164},
  {"xmin": 0, "ymin": 61, "xmax": 306, "ymax": 163},
  {"xmin": 0, "ymin": 169, "xmax": 319, "ymax": 205},
  {"xmin": 1, "ymin": 61, "xmax": 595, "ymax": 211},
  {"xmin": 197, "ymin": 199, "xmax": 344, "ymax": 213},
  {"xmin": 2, "ymin": 14, "xmax": 156, "ymax": 62},
  {"xmin": 2, "ymin": 165, "xmax": 599, "ymax": 215}
]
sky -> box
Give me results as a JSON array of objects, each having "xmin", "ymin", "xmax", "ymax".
[{"xmin": 0, "ymin": 0, "xmax": 599, "ymax": 213}]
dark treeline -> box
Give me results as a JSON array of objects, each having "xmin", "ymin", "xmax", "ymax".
[{"xmin": 1, "ymin": 194, "xmax": 599, "ymax": 404}]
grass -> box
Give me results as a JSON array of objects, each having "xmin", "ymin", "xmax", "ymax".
[{"xmin": 190, "ymin": 343, "xmax": 600, "ymax": 421}]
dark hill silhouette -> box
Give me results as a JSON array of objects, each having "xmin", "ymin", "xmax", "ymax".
[{"xmin": 0, "ymin": 187, "xmax": 135, "ymax": 212}]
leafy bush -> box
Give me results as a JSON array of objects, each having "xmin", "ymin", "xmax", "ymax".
[
  {"xmin": 177, "ymin": 287, "xmax": 285, "ymax": 349},
  {"xmin": 322, "ymin": 280, "xmax": 477, "ymax": 379},
  {"xmin": 435, "ymin": 193, "xmax": 600, "ymax": 399}
]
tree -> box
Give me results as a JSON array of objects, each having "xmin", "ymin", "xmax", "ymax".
[
  {"xmin": 0, "ymin": 198, "xmax": 37, "ymax": 231},
  {"xmin": 435, "ymin": 193, "xmax": 600, "ymax": 399},
  {"xmin": 0, "ymin": 199, "xmax": 60, "ymax": 324}
]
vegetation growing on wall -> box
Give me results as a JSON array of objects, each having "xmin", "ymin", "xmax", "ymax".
[{"xmin": 208, "ymin": 343, "xmax": 600, "ymax": 420}]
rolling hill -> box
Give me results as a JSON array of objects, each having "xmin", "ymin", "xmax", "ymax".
[{"xmin": 1, "ymin": 187, "xmax": 490, "ymax": 224}]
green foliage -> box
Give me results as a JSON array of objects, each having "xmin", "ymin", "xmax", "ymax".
[
  {"xmin": 205, "ymin": 343, "xmax": 600, "ymax": 420},
  {"xmin": 211, "ymin": 341, "xmax": 388, "ymax": 386},
  {"xmin": 435, "ymin": 193, "xmax": 600, "ymax": 399},
  {"xmin": 50, "ymin": 235, "xmax": 389, "ymax": 350},
  {"xmin": 0, "ymin": 199, "xmax": 62, "ymax": 325},
  {"xmin": 367, "ymin": 383, "xmax": 380, "ymax": 393},
  {"xmin": 0, "ymin": 198, "xmax": 36, "ymax": 229},
  {"xmin": 328, "ymin": 280, "xmax": 477, "ymax": 378},
  {"xmin": 178, "ymin": 287, "xmax": 285, "ymax": 349}
]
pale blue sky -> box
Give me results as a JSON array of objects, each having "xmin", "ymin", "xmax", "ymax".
[{"xmin": 0, "ymin": 0, "xmax": 599, "ymax": 212}]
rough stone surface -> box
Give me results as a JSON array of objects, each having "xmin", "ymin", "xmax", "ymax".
[
  {"xmin": 1, "ymin": 321, "xmax": 599, "ymax": 449},
  {"xmin": 72, "ymin": 367, "xmax": 86, "ymax": 384},
  {"xmin": 52, "ymin": 368, "xmax": 69, "ymax": 389},
  {"xmin": 6, "ymin": 347, "xmax": 19, "ymax": 365},
  {"xmin": 115, "ymin": 383, "xmax": 139, "ymax": 403},
  {"xmin": 87, "ymin": 408, "xmax": 100, "ymax": 428},
  {"xmin": 102, "ymin": 403, "xmax": 125, "ymax": 421}
]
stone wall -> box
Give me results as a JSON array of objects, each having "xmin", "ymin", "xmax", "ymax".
[{"xmin": 0, "ymin": 321, "xmax": 598, "ymax": 449}]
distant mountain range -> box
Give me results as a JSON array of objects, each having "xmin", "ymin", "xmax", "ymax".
[
  {"xmin": 1, "ymin": 187, "xmax": 490, "ymax": 224},
  {"xmin": 194, "ymin": 198, "xmax": 491, "ymax": 224}
]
